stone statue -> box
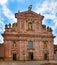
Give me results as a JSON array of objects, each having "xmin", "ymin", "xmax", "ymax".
[
  {"xmin": 5, "ymin": 24, "xmax": 8, "ymax": 28},
  {"xmin": 28, "ymin": 5, "xmax": 32, "ymax": 11},
  {"xmin": 12, "ymin": 23, "xmax": 17, "ymax": 27},
  {"xmin": 9, "ymin": 23, "xmax": 11, "ymax": 28}
]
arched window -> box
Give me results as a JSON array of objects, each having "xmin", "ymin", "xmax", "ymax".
[
  {"xmin": 28, "ymin": 22, "xmax": 32, "ymax": 30},
  {"xmin": 28, "ymin": 41, "xmax": 33, "ymax": 48}
]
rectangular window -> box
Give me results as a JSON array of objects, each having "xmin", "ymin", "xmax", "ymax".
[{"xmin": 28, "ymin": 41, "xmax": 33, "ymax": 48}]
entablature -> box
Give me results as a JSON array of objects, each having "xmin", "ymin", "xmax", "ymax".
[{"xmin": 2, "ymin": 33, "xmax": 55, "ymax": 39}]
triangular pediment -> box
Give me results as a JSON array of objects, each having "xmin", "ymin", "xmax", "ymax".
[{"xmin": 15, "ymin": 10, "xmax": 44, "ymax": 19}]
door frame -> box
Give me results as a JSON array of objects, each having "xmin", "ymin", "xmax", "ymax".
[
  {"xmin": 13, "ymin": 53, "xmax": 17, "ymax": 61},
  {"xmin": 28, "ymin": 52, "xmax": 34, "ymax": 60},
  {"xmin": 44, "ymin": 53, "xmax": 48, "ymax": 60}
]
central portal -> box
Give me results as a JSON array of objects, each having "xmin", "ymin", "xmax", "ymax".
[
  {"xmin": 13, "ymin": 54, "xmax": 16, "ymax": 60},
  {"xmin": 29, "ymin": 52, "xmax": 33, "ymax": 60},
  {"xmin": 44, "ymin": 53, "xmax": 48, "ymax": 60}
]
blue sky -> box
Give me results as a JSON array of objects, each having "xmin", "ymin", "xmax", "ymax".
[{"xmin": 0, "ymin": 0, "xmax": 57, "ymax": 44}]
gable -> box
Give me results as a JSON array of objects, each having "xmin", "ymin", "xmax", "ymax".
[{"xmin": 15, "ymin": 10, "xmax": 44, "ymax": 20}]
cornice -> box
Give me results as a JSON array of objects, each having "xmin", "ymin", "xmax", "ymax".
[{"xmin": 2, "ymin": 33, "xmax": 55, "ymax": 38}]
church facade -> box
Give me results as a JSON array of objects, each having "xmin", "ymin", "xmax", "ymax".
[{"xmin": 2, "ymin": 6, "xmax": 55, "ymax": 61}]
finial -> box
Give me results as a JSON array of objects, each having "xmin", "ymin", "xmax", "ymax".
[
  {"xmin": 9, "ymin": 23, "xmax": 11, "ymax": 28},
  {"xmin": 28, "ymin": 5, "xmax": 32, "ymax": 11},
  {"xmin": 5, "ymin": 24, "xmax": 8, "ymax": 28}
]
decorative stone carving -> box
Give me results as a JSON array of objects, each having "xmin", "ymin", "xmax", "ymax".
[
  {"xmin": 47, "ymin": 26, "xmax": 52, "ymax": 32},
  {"xmin": 50, "ymin": 27, "xmax": 52, "ymax": 32},
  {"xmin": 28, "ymin": 5, "xmax": 32, "ymax": 11},
  {"xmin": 2, "ymin": 6, "xmax": 55, "ymax": 61},
  {"xmin": 42, "ymin": 25, "xmax": 46, "ymax": 29},
  {"xmin": 12, "ymin": 23, "xmax": 17, "ymax": 27},
  {"xmin": 9, "ymin": 23, "xmax": 11, "ymax": 28},
  {"xmin": 5, "ymin": 24, "xmax": 8, "ymax": 28}
]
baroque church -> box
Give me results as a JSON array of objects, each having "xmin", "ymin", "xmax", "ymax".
[{"xmin": 0, "ymin": 5, "xmax": 55, "ymax": 61}]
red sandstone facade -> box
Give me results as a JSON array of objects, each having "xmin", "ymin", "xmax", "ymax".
[
  {"xmin": 2, "ymin": 6, "xmax": 55, "ymax": 61},
  {"xmin": 0, "ymin": 44, "xmax": 4, "ymax": 60}
]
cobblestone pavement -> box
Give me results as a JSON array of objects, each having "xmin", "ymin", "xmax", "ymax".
[{"xmin": 0, "ymin": 61, "xmax": 57, "ymax": 65}]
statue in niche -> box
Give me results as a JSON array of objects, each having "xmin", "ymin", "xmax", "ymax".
[
  {"xmin": 28, "ymin": 22, "xmax": 32, "ymax": 30},
  {"xmin": 13, "ymin": 41, "xmax": 16, "ymax": 48},
  {"xmin": 12, "ymin": 23, "xmax": 17, "ymax": 28}
]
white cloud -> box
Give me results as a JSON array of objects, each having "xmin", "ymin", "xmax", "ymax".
[
  {"xmin": 0, "ymin": 17, "xmax": 5, "ymax": 43},
  {"xmin": 35, "ymin": 0, "xmax": 57, "ymax": 44},
  {"xmin": 42, "ymin": 14, "xmax": 57, "ymax": 30},
  {"xmin": 54, "ymin": 36, "xmax": 57, "ymax": 45},
  {"xmin": 0, "ymin": 0, "xmax": 17, "ymax": 43},
  {"xmin": 0, "ymin": 0, "xmax": 7, "ymax": 5},
  {"xmin": 0, "ymin": 17, "xmax": 5, "ymax": 32},
  {"xmin": 0, "ymin": 35, "xmax": 4, "ymax": 43},
  {"xmin": 35, "ymin": 0, "xmax": 57, "ymax": 29},
  {"xmin": 0, "ymin": 0, "xmax": 17, "ymax": 23},
  {"xmin": 2, "ymin": 5, "xmax": 17, "ymax": 24}
]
